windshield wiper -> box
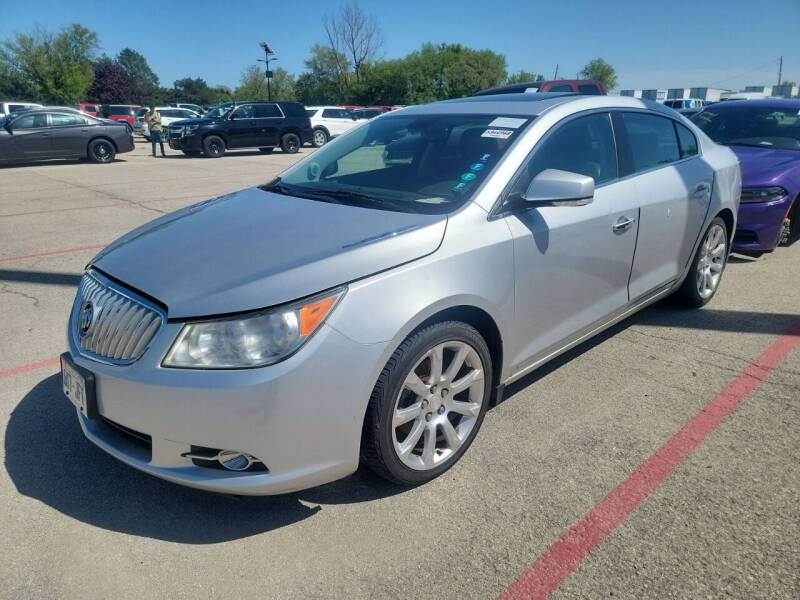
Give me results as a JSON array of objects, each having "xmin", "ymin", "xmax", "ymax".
[{"xmin": 301, "ymin": 188, "xmax": 420, "ymax": 213}]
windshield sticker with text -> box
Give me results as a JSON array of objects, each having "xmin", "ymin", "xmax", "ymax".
[{"xmin": 481, "ymin": 128, "xmax": 513, "ymax": 139}]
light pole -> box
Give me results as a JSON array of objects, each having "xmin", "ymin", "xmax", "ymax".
[{"xmin": 258, "ymin": 42, "xmax": 276, "ymax": 101}]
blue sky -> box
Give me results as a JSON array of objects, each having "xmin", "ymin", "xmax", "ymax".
[{"xmin": 1, "ymin": 0, "xmax": 798, "ymax": 92}]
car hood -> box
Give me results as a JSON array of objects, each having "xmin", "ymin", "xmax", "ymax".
[
  {"xmin": 730, "ymin": 145, "xmax": 800, "ymax": 187},
  {"xmin": 170, "ymin": 116, "xmax": 220, "ymax": 126},
  {"xmin": 91, "ymin": 187, "xmax": 447, "ymax": 318}
]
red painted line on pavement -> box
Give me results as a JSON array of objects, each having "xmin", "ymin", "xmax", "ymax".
[
  {"xmin": 0, "ymin": 356, "xmax": 60, "ymax": 379},
  {"xmin": 0, "ymin": 244, "xmax": 106, "ymax": 263},
  {"xmin": 0, "ymin": 194, "xmax": 207, "ymax": 219},
  {"xmin": 498, "ymin": 319, "xmax": 800, "ymax": 600}
]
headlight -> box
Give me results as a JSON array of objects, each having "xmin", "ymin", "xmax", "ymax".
[
  {"xmin": 740, "ymin": 186, "xmax": 787, "ymax": 203},
  {"xmin": 162, "ymin": 287, "xmax": 345, "ymax": 369},
  {"xmin": 184, "ymin": 124, "xmax": 199, "ymax": 134}
]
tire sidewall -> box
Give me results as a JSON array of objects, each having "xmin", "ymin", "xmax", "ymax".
[
  {"xmin": 281, "ymin": 133, "xmax": 300, "ymax": 153},
  {"xmin": 203, "ymin": 135, "xmax": 225, "ymax": 158},
  {"xmin": 88, "ymin": 139, "xmax": 115, "ymax": 163},
  {"xmin": 374, "ymin": 322, "xmax": 492, "ymax": 485},
  {"xmin": 312, "ymin": 128, "xmax": 328, "ymax": 148}
]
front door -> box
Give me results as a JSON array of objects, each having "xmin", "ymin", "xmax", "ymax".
[
  {"xmin": 502, "ymin": 112, "xmax": 638, "ymax": 371},
  {"xmin": 7, "ymin": 113, "xmax": 52, "ymax": 159},
  {"xmin": 620, "ymin": 112, "xmax": 713, "ymax": 299},
  {"xmin": 227, "ymin": 104, "xmax": 259, "ymax": 148}
]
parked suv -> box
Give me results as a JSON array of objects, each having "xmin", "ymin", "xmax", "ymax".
[
  {"xmin": 167, "ymin": 101, "xmax": 312, "ymax": 157},
  {"xmin": 306, "ymin": 106, "xmax": 360, "ymax": 147},
  {"xmin": 140, "ymin": 107, "xmax": 201, "ymax": 140},
  {"xmin": 98, "ymin": 105, "xmax": 140, "ymax": 128},
  {"xmin": 473, "ymin": 79, "xmax": 607, "ymax": 97}
]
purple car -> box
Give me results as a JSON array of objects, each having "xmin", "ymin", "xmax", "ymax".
[{"xmin": 692, "ymin": 99, "xmax": 800, "ymax": 254}]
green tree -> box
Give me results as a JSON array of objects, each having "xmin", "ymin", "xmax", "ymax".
[
  {"xmin": 212, "ymin": 84, "xmax": 234, "ymax": 104},
  {"xmin": 116, "ymin": 48, "xmax": 159, "ymax": 101},
  {"xmin": 1, "ymin": 24, "xmax": 98, "ymax": 103},
  {"xmin": 349, "ymin": 59, "xmax": 408, "ymax": 105},
  {"xmin": 295, "ymin": 44, "xmax": 351, "ymax": 104},
  {"xmin": 506, "ymin": 70, "xmax": 544, "ymax": 85},
  {"xmin": 173, "ymin": 77, "xmax": 217, "ymax": 106},
  {"xmin": 580, "ymin": 58, "xmax": 617, "ymax": 91},
  {"xmin": 235, "ymin": 65, "xmax": 295, "ymax": 101}
]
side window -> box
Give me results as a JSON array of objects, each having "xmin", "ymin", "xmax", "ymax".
[
  {"xmin": 232, "ymin": 104, "xmax": 254, "ymax": 119},
  {"xmin": 621, "ymin": 113, "xmax": 680, "ymax": 172},
  {"xmin": 509, "ymin": 112, "xmax": 617, "ymax": 197},
  {"xmin": 13, "ymin": 113, "xmax": 47, "ymax": 129},
  {"xmin": 578, "ymin": 84, "xmax": 601, "ymax": 95},
  {"xmin": 254, "ymin": 104, "xmax": 281, "ymax": 118},
  {"xmin": 547, "ymin": 84, "xmax": 573, "ymax": 92},
  {"xmin": 51, "ymin": 114, "xmax": 86, "ymax": 126},
  {"xmin": 675, "ymin": 122, "xmax": 698, "ymax": 158},
  {"xmin": 322, "ymin": 108, "xmax": 344, "ymax": 118}
]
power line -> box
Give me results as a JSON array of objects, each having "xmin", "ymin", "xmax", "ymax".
[{"xmin": 707, "ymin": 58, "xmax": 781, "ymax": 87}]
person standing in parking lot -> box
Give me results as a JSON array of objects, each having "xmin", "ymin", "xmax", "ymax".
[{"xmin": 144, "ymin": 105, "xmax": 166, "ymax": 157}]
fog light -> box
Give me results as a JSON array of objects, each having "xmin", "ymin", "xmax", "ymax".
[
  {"xmin": 216, "ymin": 450, "xmax": 260, "ymax": 471},
  {"xmin": 182, "ymin": 448, "xmax": 264, "ymax": 471}
]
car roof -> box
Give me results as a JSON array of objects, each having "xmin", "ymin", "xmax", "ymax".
[
  {"xmin": 394, "ymin": 93, "xmax": 676, "ymax": 118},
  {"xmin": 706, "ymin": 98, "xmax": 800, "ymax": 109}
]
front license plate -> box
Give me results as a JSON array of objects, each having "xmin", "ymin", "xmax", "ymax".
[{"xmin": 60, "ymin": 353, "xmax": 97, "ymax": 418}]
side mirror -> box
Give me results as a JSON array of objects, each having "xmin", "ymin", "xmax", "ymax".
[{"xmin": 520, "ymin": 169, "xmax": 594, "ymax": 206}]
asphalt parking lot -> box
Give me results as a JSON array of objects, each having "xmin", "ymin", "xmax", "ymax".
[{"xmin": 1, "ymin": 140, "xmax": 798, "ymax": 599}]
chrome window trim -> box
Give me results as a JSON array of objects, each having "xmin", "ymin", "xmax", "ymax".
[{"xmin": 70, "ymin": 269, "xmax": 167, "ymax": 366}]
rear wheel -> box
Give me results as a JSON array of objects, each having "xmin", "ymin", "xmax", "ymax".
[
  {"xmin": 676, "ymin": 217, "xmax": 728, "ymax": 307},
  {"xmin": 87, "ymin": 139, "xmax": 115, "ymax": 163},
  {"xmin": 202, "ymin": 135, "xmax": 225, "ymax": 158},
  {"xmin": 281, "ymin": 133, "xmax": 300, "ymax": 154},
  {"xmin": 361, "ymin": 321, "xmax": 492, "ymax": 486},
  {"xmin": 312, "ymin": 128, "xmax": 329, "ymax": 148}
]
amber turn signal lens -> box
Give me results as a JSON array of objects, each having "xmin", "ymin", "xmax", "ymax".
[{"xmin": 299, "ymin": 296, "xmax": 337, "ymax": 336}]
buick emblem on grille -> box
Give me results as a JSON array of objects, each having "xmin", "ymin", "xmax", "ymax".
[{"xmin": 78, "ymin": 301, "xmax": 95, "ymax": 336}]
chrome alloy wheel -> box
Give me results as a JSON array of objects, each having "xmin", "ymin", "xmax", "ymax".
[
  {"xmin": 313, "ymin": 130, "xmax": 327, "ymax": 146},
  {"xmin": 696, "ymin": 223, "xmax": 726, "ymax": 299},
  {"xmin": 392, "ymin": 341, "xmax": 485, "ymax": 470}
]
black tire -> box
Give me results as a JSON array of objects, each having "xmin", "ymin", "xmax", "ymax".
[
  {"xmin": 281, "ymin": 132, "xmax": 301, "ymax": 154},
  {"xmin": 676, "ymin": 216, "xmax": 728, "ymax": 307},
  {"xmin": 361, "ymin": 321, "xmax": 493, "ymax": 486},
  {"xmin": 87, "ymin": 139, "xmax": 115, "ymax": 163},
  {"xmin": 202, "ymin": 135, "xmax": 225, "ymax": 158},
  {"xmin": 258, "ymin": 147, "xmax": 274, "ymax": 154},
  {"xmin": 181, "ymin": 149, "xmax": 201, "ymax": 157},
  {"xmin": 312, "ymin": 128, "xmax": 329, "ymax": 148},
  {"xmin": 778, "ymin": 197, "xmax": 798, "ymax": 246}
]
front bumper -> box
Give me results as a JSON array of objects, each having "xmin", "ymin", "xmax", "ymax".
[
  {"xmin": 733, "ymin": 194, "xmax": 794, "ymax": 252},
  {"xmin": 67, "ymin": 313, "xmax": 388, "ymax": 495},
  {"xmin": 167, "ymin": 130, "xmax": 203, "ymax": 151}
]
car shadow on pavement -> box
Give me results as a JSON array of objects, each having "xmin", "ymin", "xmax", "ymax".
[
  {"xmin": 0, "ymin": 158, "xmax": 127, "ymax": 169},
  {"xmin": 5, "ymin": 374, "xmax": 408, "ymax": 544}
]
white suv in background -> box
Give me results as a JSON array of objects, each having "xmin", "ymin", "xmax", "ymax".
[
  {"xmin": 139, "ymin": 107, "xmax": 200, "ymax": 140},
  {"xmin": 306, "ymin": 106, "xmax": 360, "ymax": 147},
  {"xmin": 0, "ymin": 101, "xmax": 42, "ymax": 116}
]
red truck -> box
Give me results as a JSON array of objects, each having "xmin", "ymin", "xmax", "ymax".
[
  {"xmin": 98, "ymin": 104, "xmax": 141, "ymax": 127},
  {"xmin": 473, "ymin": 79, "xmax": 607, "ymax": 96}
]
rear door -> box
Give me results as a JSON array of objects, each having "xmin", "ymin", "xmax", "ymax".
[
  {"xmin": 7, "ymin": 112, "xmax": 52, "ymax": 158},
  {"xmin": 50, "ymin": 112, "xmax": 90, "ymax": 155},
  {"xmin": 502, "ymin": 112, "xmax": 639, "ymax": 368},
  {"xmin": 253, "ymin": 103, "xmax": 284, "ymax": 146},
  {"xmin": 619, "ymin": 112, "xmax": 713, "ymax": 299}
]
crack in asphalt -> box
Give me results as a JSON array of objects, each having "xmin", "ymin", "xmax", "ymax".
[
  {"xmin": 37, "ymin": 172, "xmax": 167, "ymax": 215},
  {"xmin": 0, "ymin": 282, "xmax": 40, "ymax": 307}
]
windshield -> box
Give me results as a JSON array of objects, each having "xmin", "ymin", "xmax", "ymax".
[
  {"xmin": 692, "ymin": 105, "xmax": 800, "ymax": 151},
  {"xmin": 204, "ymin": 103, "xmax": 234, "ymax": 119},
  {"xmin": 267, "ymin": 113, "xmax": 532, "ymax": 214}
]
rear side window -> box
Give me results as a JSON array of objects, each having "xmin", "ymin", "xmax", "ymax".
[
  {"xmin": 675, "ymin": 123, "xmax": 698, "ymax": 158},
  {"xmin": 279, "ymin": 103, "xmax": 306, "ymax": 118},
  {"xmin": 322, "ymin": 108, "xmax": 348, "ymax": 118},
  {"xmin": 254, "ymin": 104, "xmax": 282, "ymax": 118},
  {"xmin": 306, "ymin": 109, "xmax": 317, "ymax": 118},
  {"xmin": 622, "ymin": 113, "xmax": 680, "ymax": 172},
  {"xmin": 547, "ymin": 84, "xmax": 573, "ymax": 92},
  {"xmin": 107, "ymin": 106, "xmax": 132, "ymax": 116},
  {"xmin": 578, "ymin": 84, "xmax": 601, "ymax": 95},
  {"xmin": 511, "ymin": 112, "xmax": 618, "ymax": 194},
  {"xmin": 51, "ymin": 114, "xmax": 85, "ymax": 126}
]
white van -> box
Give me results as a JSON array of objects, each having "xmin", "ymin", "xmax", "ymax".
[{"xmin": 0, "ymin": 101, "xmax": 43, "ymax": 116}]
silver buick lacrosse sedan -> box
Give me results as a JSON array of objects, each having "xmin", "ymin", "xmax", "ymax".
[{"xmin": 62, "ymin": 93, "xmax": 740, "ymax": 494}]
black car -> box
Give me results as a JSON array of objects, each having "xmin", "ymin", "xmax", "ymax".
[
  {"xmin": 0, "ymin": 108, "xmax": 134, "ymax": 164},
  {"xmin": 166, "ymin": 101, "xmax": 313, "ymax": 158}
]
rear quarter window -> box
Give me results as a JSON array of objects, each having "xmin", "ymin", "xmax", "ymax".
[
  {"xmin": 278, "ymin": 103, "xmax": 306, "ymax": 118},
  {"xmin": 675, "ymin": 123, "xmax": 698, "ymax": 158}
]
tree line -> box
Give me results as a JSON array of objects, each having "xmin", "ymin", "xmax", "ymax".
[{"xmin": 0, "ymin": 4, "xmax": 617, "ymax": 108}]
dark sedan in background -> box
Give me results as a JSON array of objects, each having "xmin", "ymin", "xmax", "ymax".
[{"xmin": 0, "ymin": 108, "xmax": 134, "ymax": 165}]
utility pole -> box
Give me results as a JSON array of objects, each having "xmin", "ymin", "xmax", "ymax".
[
  {"xmin": 777, "ymin": 56, "xmax": 783, "ymax": 87},
  {"xmin": 258, "ymin": 42, "xmax": 277, "ymax": 101},
  {"xmin": 553, "ymin": 64, "xmax": 559, "ymax": 79}
]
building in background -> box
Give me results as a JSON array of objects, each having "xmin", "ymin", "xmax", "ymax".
[{"xmin": 619, "ymin": 84, "xmax": 796, "ymax": 102}]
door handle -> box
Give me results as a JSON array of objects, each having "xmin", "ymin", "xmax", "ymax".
[
  {"xmin": 693, "ymin": 182, "xmax": 711, "ymax": 199},
  {"xmin": 613, "ymin": 216, "xmax": 636, "ymax": 232}
]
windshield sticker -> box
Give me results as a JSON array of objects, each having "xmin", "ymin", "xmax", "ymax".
[
  {"xmin": 452, "ymin": 181, "xmax": 470, "ymax": 192},
  {"xmin": 478, "ymin": 153, "xmax": 492, "ymax": 162},
  {"xmin": 481, "ymin": 128, "xmax": 513, "ymax": 139},
  {"xmin": 469, "ymin": 163, "xmax": 485, "ymax": 171},
  {"xmin": 460, "ymin": 172, "xmax": 477, "ymax": 182},
  {"xmin": 489, "ymin": 117, "xmax": 526, "ymax": 129}
]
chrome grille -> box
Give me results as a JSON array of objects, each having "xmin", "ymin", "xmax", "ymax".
[{"xmin": 72, "ymin": 271, "xmax": 165, "ymax": 365}]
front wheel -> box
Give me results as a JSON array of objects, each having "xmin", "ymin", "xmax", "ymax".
[
  {"xmin": 87, "ymin": 139, "xmax": 115, "ymax": 163},
  {"xmin": 202, "ymin": 135, "xmax": 225, "ymax": 158},
  {"xmin": 361, "ymin": 321, "xmax": 492, "ymax": 486},
  {"xmin": 281, "ymin": 133, "xmax": 300, "ymax": 154},
  {"xmin": 312, "ymin": 128, "xmax": 328, "ymax": 148},
  {"xmin": 676, "ymin": 217, "xmax": 728, "ymax": 307}
]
